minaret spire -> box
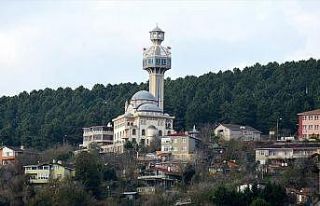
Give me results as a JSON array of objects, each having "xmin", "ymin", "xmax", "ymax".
[{"xmin": 142, "ymin": 25, "xmax": 171, "ymax": 111}]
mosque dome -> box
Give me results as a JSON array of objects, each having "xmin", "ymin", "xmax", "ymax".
[
  {"xmin": 137, "ymin": 103, "xmax": 162, "ymax": 113},
  {"xmin": 131, "ymin": 90, "xmax": 157, "ymax": 102}
]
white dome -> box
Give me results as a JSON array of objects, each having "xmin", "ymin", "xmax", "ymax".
[
  {"xmin": 137, "ymin": 103, "xmax": 162, "ymax": 113},
  {"xmin": 131, "ymin": 90, "xmax": 157, "ymax": 102}
]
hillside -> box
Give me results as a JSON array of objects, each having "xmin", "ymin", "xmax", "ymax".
[{"xmin": 0, "ymin": 58, "xmax": 319, "ymax": 149}]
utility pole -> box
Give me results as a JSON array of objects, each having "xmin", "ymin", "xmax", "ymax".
[{"xmin": 276, "ymin": 117, "xmax": 282, "ymax": 141}]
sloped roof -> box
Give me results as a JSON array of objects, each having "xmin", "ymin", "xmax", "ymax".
[
  {"xmin": 0, "ymin": 146, "xmax": 37, "ymax": 154},
  {"xmin": 219, "ymin": 124, "xmax": 261, "ymax": 133},
  {"xmin": 298, "ymin": 109, "xmax": 320, "ymax": 116}
]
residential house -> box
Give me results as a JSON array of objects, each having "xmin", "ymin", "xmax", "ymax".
[
  {"xmin": 160, "ymin": 133, "xmax": 200, "ymax": 161},
  {"xmin": 214, "ymin": 123, "xmax": 262, "ymax": 141},
  {"xmin": 0, "ymin": 146, "xmax": 36, "ymax": 166},
  {"xmin": 24, "ymin": 160, "xmax": 74, "ymax": 184},
  {"xmin": 298, "ymin": 109, "xmax": 320, "ymax": 140}
]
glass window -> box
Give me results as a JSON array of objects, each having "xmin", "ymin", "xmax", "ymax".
[
  {"xmin": 132, "ymin": 129, "xmax": 136, "ymax": 135},
  {"xmin": 159, "ymin": 130, "xmax": 162, "ymax": 136},
  {"xmin": 142, "ymin": 129, "xmax": 145, "ymax": 136},
  {"xmin": 156, "ymin": 59, "xmax": 160, "ymax": 65}
]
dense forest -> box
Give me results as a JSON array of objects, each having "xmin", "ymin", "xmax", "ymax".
[{"xmin": 0, "ymin": 58, "xmax": 319, "ymax": 149}]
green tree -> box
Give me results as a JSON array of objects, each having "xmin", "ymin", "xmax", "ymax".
[
  {"xmin": 250, "ymin": 198, "xmax": 271, "ymax": 206},
  {"xmin": 74, "ymin": 152, "xmax": 103, "ymax": 198}
]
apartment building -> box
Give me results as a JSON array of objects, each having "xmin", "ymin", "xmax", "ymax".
[
  {"xmin": 255, "ymin": 143, "xmax": 320, "ymax": 165},
  {"xmin": 161, "ymin": 133, "xmax": 200, "ymax": 161},
  {"xmin": 298, "ymin": 109, "xmax": 320, "ymax": 139},
  {"xmin": 81, "ymin": 124, "xmax": 113, "ymax": 148}
]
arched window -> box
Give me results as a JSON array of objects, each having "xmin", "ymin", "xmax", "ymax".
[
  {"xmin": 132, "ymin": 129, "xmax": 136, "ymax": 135},
  {"xmin": 159, "ymin": 130, "xmax": 162, "ymax": 136},
  {"xmin": 167, "ymin": 131, "xmax": 171, "ymax": 135},
  {"xmin": 142, "ymin": 129, "xmax": 145, "ymax": 136}
]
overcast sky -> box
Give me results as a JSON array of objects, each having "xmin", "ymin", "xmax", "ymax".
[{"xmin": 0, "ymin": 1, "xmax": 320, "ymax": 96}]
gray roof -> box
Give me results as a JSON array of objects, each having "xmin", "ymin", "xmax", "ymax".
[
  {"xmin": 220, "ymin": 124, "xmax": 261, "ymax": 133},
  {"xmin": 137, "ymin": 103, "xmax": 162, "ymax": 113},
  {"xmin": 150, "ymin": 26, "xmax": 164, "ymax": 33},
  {"xmin": 131, "ymin": 90, "xmax": 157, "ymax": 102}
]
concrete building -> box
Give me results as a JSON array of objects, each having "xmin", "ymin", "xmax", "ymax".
[
  {"xmin": 214, "ymin": 123, "xmax": 261, "ymax": 141},
  {"xmin": 255, "ymin": 143, "xmax": 320, "ymax": 165},
  {"xmin": 298, "ymin": 109, "xmax": 320, "ymax": 140},
  {"xmin": 81, "ymin": 124, "xmax": 113, "ymax": 148},
  {"xmin": 24, "ymin": 160, "xmax": 74, "ymax": 184},
  {"xmin": 160, "ymin": 133, "xmax": 199, "ymax": 161}
]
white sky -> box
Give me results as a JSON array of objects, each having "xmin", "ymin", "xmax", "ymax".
[{"xmin": 0, "ymin": 1, "xmax": 320, "ymax": 96}]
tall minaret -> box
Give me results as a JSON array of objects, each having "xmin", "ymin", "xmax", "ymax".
[{"xmin": 143, "ymin": 25, "xmax": 171, "ymax": 111}]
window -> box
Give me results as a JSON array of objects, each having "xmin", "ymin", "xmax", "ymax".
[
  {"xmin": 159, "ymin": 130, "xmax": 162, "ymax": 136},
  {"xmin": 315, "ymin": 125, "xmax": 319, "ymax": 130},
  {"xmin": 303, "ymin": 125, "xmax": 307, "ymax": 130},
  {"xmin": 309, "ymin": 116, "xmax": 313, "ymax": 120},
  {"xmin": 142, "ymin": 129, "xmax": 145, "ymax": 136},
  {"xmin": 309, "ymin": 125, "xmax": 313, "ymax": 130},
  {"xmin": 132, "ymin": 129, "xmax": 136, "ymax": 135},
  {"xmin": 182, "ymin": 138, "xmax": 186, "ymax": 143},
  {"xmin": 140, "ymin": 139, "xmax": 145, "ymax": 145},
  {"xmin": 315, "ymin": 115, "xmax": 319, "ymax": 120},
  {"xmin": 156, "ymin": 59, "xmax": 160, "ymax": 65},
  {"xmin": 167, "ymin": 131, "xmax": 171, "ymax": 135}
]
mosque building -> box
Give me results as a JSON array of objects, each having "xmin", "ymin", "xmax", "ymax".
[
  {"xmin": 82, "ymin": 26, "xmax": 175, "ymax": 153},
  {"xmin": 110, "ymin": 26, "xmax": 175, "ymax": 152}
]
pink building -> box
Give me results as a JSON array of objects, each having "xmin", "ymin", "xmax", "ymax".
[{"xmin": 298, "ymin": 109, "xmax": 320, "ymax": 139}]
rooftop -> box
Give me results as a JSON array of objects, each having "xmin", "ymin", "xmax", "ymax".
[
  {"xmin": 256, "ymin": 142, "xmax": 320, "ymax": 150},
  {"xmin": 219, "ymin": 123, "xmax": 261, "ymax": 133},
  {"xmin": 298, "ymin": 109, "xmax": 320, "ymax": 116}
]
